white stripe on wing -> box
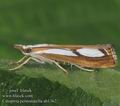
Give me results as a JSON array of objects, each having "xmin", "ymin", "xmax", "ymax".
[
  {"xmin": 34, "ymin": 49, "xmax": 77, "ymax": 56},
  {"xmin": 77, "ymin": 48, "xmax": 105, "ymax": 57}
]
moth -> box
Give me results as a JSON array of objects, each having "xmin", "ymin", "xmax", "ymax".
[{"xmin": 9, "ymin": 44, "xmax": 117, "ymax": 74}]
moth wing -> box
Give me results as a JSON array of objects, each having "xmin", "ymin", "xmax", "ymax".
[{"xmin": 44, "ymin": 44, "xmax": 112, "ymax": 50}]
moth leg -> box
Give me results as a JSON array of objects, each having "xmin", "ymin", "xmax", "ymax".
[
  {"xmin": 15, "ymin": 56, "xmax": 28, "ymax": 64},
  {"xmin": 70, "ymin": 64, "xmax": 73, "ymax": 70},
  {"xmin": 10, "ymin": 56, "xmax": 28, "ymax": 65},
  {"xmin": 9, "ymin": 57, "xmax": 31, "ymax": 71},
  {"xmin": 53, "ymin": 61, "xmax": 68, "ymax": 74},
  {"xmin": 31, "ymin": 58, "xmax": 45, "ymax": 64},
  {"xmin": 74, "ymin": 64, "xmax": 94, "ymax": 72}
]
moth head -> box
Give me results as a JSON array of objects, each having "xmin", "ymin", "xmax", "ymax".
[{"xmin": 14, "ymin": 44, "xmax": 32, "ymax": 55}]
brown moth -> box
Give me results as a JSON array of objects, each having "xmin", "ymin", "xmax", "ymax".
[{"xmin": 9, "ymin": 44, "xmax": 117, "ymax": 74}]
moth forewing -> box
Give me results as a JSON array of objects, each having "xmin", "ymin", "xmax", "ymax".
[
  {"xmin": 9, "ymin": 44, "xmax": 117, "ymax": 73},
  {"xmin": 35, "ymin": 45, "xmax": 116, "ymax": 68}
]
